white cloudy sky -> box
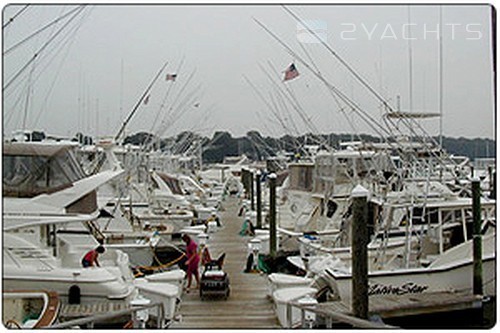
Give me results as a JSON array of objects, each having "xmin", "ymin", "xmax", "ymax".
[{"xmin": 2, "ymin": 4, "xmax": 495, "ymax": 140}]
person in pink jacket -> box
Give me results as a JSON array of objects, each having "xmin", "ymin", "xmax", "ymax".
[{"xmin": 182, "ymin": 234, "xmax": 200, "ymax": 292}]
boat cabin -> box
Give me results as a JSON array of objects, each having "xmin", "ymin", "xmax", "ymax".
[{"xmin": 3, "ymin": 142, "xmax": 84, "ymax": 198}]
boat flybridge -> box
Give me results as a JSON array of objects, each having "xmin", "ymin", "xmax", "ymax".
[{"xmin": 2, "ymin": 141, "xmax": 133, "ymax": 302}]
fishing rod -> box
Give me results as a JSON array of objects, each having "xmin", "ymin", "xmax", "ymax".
[
  {"xmin": 32, "ymin": 8, "xmax": 94, "ymax": 130},
  {"xmin": 4, "ymin": 5, "xmax": 84, "ymax": 55},
  {"xmin": 266, "ymin": 60, "xmax": 317, "ymax": 132},
  {"xmin": 154, "ymin": 68, "xmax": 198, "ymax": 136},
  {"xmin": 4, "ymin": 6, "xmax": 87, "ymax": 92},
  {"xmin": 156, "ymin": 84, "xmax": 204, "ymax": 138},
  {"xmin": 149, "ymin": 56, "xmax": 186, "ymax": 135},
  {"xmin": 3, "ymin": 4, "xmax": 30, "ymax": 29},
  {"xmin": 143, "ymin": 65, "xmax": 197, "ymax": 152},
  {"xmin": 170, "ymin": 105, "xmax": 215, "ymax": 155},
  {"xmin": 263, "ymin": 60, "xmax": 333, "ymax": 152},
  {"xmin": 296, "ymin": 40, "xmax": 363, "ymax": 144},
  {"xmin": 259, "ymin": 62, "xmax": 314, "ymax": 135},
  {"xmin": 154, "ymin": 103, "xmax": 211, "ymax": 156},
  {"xmin": 247, "ymin": 132, "xmax": 276, "ymax": 159},
  {"xmin": 270, "ymin": 84, "xmax": 301, "ymax": 138},
  {"xmin": 270, "ymin": 87, "xmax": 307, "ymax": 155},
  {"xmin": 266, "ymin": 90, "xmax": 291, "ymax": 135},
  {"xmin": 144, "ymin": 95, "xmax": 202, "ymax": 160},
  {"xmin": 243, "ymin": 74, "xmax": 295, "ymax": 137},
  {"xmin": 282, "ymin": 5, "xmax": 394, "ymax": 113},
  {"xmin": 244, "ymin": 73, "xmax": 305, "ymax": 154}
]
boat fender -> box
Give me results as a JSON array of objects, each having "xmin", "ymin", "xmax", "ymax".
[{"xmin": 68, "ymin": 285, "xmax": 81, "ymax": 304}]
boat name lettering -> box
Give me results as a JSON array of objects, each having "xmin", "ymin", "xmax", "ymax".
[{"xmin": 368, "ymin": 282, "xmax": 429, "ymax": 296}]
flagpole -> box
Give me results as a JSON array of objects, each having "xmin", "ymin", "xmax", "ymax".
[{"xmin": 114, "ymin": 61, "xmax": 168, "ymax": 142}]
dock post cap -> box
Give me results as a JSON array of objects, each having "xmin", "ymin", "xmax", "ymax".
[
  {"xmin": 351, "ymin": 184, "xmax": 369, "ymax": 198},
  {"xmin": 268, "ymin": 173, "xmax": 277, "ymax": 179}
]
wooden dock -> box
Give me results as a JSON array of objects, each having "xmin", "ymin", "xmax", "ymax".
[
  {"xmin": 59, "ymin": 302, "xmax": 130, "ymax": 320},
  {"xmin": 291, "ymin": 291, "xmax": 484, "ymax": 328},
  {"xmin": 170, "ymin": 197, "xmax": 279, "ymax": 329}
]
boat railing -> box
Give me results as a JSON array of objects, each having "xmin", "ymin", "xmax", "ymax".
[
  {"xmin": 46, "ymin": 301, "xmax": 165, "ymax": 329},
  {"xmin": 286, "ymin": 300, "xmax": 397, "ymax": 329}
]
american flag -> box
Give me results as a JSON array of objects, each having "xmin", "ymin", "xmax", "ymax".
[
  {"xmin": 166, "ymin": 73, "xmax": 177, "ymax": 81},
  {"xmin": 283, "ymin": 63, "xmax": 299, "ymax": 82}
]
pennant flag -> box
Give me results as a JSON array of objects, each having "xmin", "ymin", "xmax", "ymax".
[
  {"xmin": 166, "ymin": 73, "xmax": 177, "ymax": 81},
  {"xmin": 283, "ymin": 63, "xmax": 299, "ymax": 82},
  {"xmin": 144, "ymin": 95, "xmax": 150, "ymax": 105}
]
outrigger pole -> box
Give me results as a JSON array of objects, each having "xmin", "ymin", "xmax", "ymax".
[
  {"xmin": 90, "ymin": 62, "xmax": 168, "ymax": 175},
  {"xmin": 114, "ymin": 61, "xmax": 168, "ymax": 142}
]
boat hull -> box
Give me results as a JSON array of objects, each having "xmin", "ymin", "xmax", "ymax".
[{"xmin": 327, "ymin": 257, "xmax": 495, "ymax": 307}]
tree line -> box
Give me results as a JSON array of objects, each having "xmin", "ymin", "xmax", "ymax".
[{"xmin": 119, "ymin": 130, "xmax": 495, "ymax": 164}]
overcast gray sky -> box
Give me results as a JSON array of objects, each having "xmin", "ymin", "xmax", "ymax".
[{"xmin": 3, "ymin": 4, "xmax": 495, "ymax": 140}]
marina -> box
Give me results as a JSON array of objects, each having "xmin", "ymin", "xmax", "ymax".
[{"xmin": 2, "ymin": 4, "xmax": 496, "ymax": 330}]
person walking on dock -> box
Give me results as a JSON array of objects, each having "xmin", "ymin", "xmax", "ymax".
[
  {"xmin": 182, "ymin": 234, "xmax": 200, "ymax": 292},
  {"xmin": 81, "ymin": 245, "xmax": 105, "ymax": 268}
]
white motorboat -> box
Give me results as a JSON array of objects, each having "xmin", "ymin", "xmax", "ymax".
[
  {"xmin": 325, "ymin": 232, "xmax": 495, "ymax": 307},
  {"xmin": 2, "ymin": 142, "xmax": 182, "ymax": 325}
]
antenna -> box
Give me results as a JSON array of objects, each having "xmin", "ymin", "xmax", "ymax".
[
  {"xmin": 407, "ymin": 6, "xmax": 414, "ymax": 113},
  {"xmin": 438, "ymin": 5, "xmax": 444, "ymax": 148}
]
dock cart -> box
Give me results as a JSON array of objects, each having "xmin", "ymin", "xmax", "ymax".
[{"xmin": 200, "ymin": 258, "xmax": 230, "ymax": 300}]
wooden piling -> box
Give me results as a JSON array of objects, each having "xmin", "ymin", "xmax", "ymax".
[
  {"xmin": 269, "ymin": 173, "xmax": 277, "ymax": 259},
  {"xmin": 256, "ymin": 170, "xmax": 262, "ymax": 229},
  {"xmin": 250, "ymin": 171, "xmax": 255, "ymax": 211},
  {"xmin": 488, "ymin": 166, "xmax": 492, "ymax": 192},
  {"xmin": 490, "ymin": 170, "xmax": 496, "ymax": 199},
  {"xmin": 351, "ymin": 185, "xmax": 369, "ymax": 320},
  {"xmin": 472, "ymin": 179, "xmax": 483, "ymax": 295},
  {"xmin": 240, "ymin": 168, "xmax": 246, "ymax": 195},
  {"xmin": 241, "ymin": 168, "xmax": 250, "ymax": 199}
]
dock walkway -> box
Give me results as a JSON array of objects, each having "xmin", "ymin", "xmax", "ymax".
[{"xmin": 170, "ymin": 197, "xmax": 279, "ymax": 329}]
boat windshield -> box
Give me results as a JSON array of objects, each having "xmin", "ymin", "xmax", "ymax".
[
  {"xmin": 156, "ymin": 172, "xmax": 184, "ymax": 195},
  {"xmin": 3, "ymin": 143, "xmax": 85, "ymax": 197}
]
